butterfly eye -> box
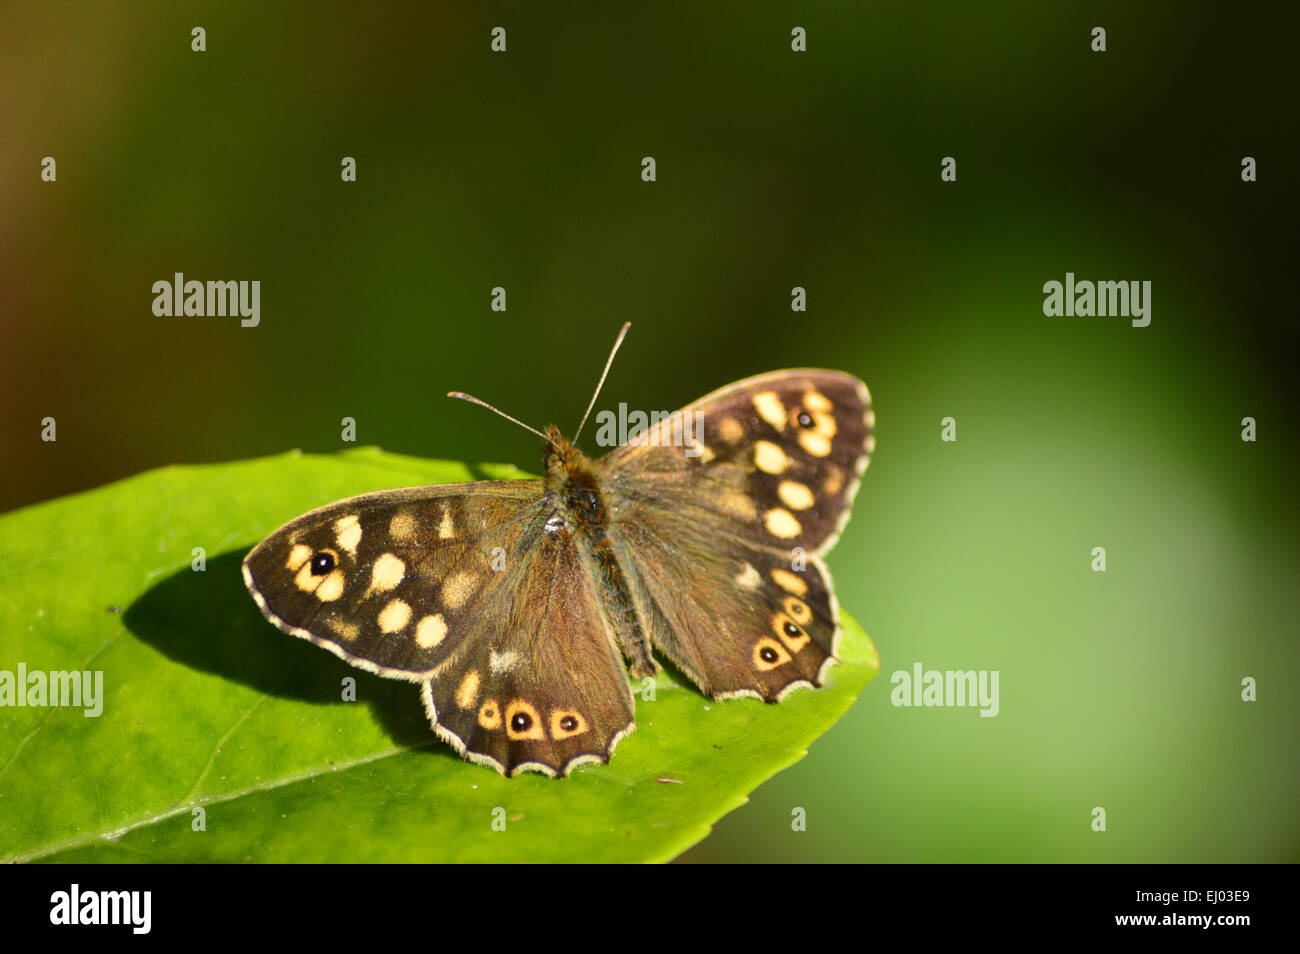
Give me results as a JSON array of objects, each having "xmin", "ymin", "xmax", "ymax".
[
  {"xmin": 310, "ymin": 550, "xmax": 337, "ymax": 576},
  {"xmin": 568, "ymin": 486, "xmax": 604, "ymax": 522}
]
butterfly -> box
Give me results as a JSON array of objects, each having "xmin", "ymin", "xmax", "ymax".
[{"xmin": 242, "ymin": 324, "xmax": 875, "ymax": 777}]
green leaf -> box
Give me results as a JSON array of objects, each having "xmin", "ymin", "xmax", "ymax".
[{"xmin": 0, "ymin": 448, "xmax": 878, "ymax": 863}]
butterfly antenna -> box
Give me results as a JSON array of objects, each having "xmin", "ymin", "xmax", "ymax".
[
  {"xmin": 446, "ymin": 391, "xmax": 553, "ymax": 444},
  {"xmin": 573, "ymin": 321, "xmax": 631, "ymax": 444}
]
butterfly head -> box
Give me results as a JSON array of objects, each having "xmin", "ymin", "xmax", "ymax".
[
  {"xmin": 542, "ymin": 423, "xmax": 577, "ymax": 467},
  {"xmin": 542, "ymin": 424, "xmax": 606, "ymax": 524}
]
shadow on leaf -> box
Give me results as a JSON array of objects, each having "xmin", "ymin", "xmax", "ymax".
[{"xmin": 124, "ymin": 549, "xmax": 442, "ymax": 751}]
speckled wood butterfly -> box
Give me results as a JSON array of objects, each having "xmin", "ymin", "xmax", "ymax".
[{"xmin": 243, "ymin": 325, "xmax": 874, "ymax": 777}]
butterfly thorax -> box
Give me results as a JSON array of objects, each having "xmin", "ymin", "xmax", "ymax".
[
  {"xmin": 542, "ymin": 425, "xmax": 607, "ymax": 528},
  {"xmin": 540, "ymin": 424, "xmax": 657, "ymax": 678}
]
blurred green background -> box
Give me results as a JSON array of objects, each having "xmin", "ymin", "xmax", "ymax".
[{"xmin": 3, "ymin": 2, "xmax": 1296, "ymax": 861}]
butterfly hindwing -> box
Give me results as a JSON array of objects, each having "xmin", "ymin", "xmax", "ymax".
[
  {"xmin": 609, "ymin": 520, "xmax": 839, "ymax": 700},
  {"xmin": 419, "ymin": 519, "xmax": 636, "ymax": 777}
]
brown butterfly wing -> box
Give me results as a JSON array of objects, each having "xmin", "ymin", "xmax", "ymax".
[
  {"xmin": 419, "ymin": 520, "xmax": 636, "ymax": 777},
  {"xmin": 243, "ymin": 481, "xmax": 635, "ymax": 776},
  {"xmin": 597, "ymin": 369, "xmax": 874, "ymax": 699},
  {"xmin": 243, "ymin": 481, "xmax": 543, "ymax": 678},
  {"xmin": 605, "ymin": 518, "xmax": 841, "ymax": 700},
  {"xmin": 606, "ymin": 369, "xmax": 873, "ymax": 549}
]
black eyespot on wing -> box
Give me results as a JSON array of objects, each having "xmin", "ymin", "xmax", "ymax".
[
  {"xmin": 310, "ymin": 551, "xmax": 336, "ymax": 575},
  {"xmin": 511, "ymin": 712, "xmax": 532, "ymax": 732}
]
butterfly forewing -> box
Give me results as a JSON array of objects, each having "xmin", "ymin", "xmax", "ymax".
[
  {"xmin": 243, "ymin": 481, "xmax": 543, "ymax": 677},
  {"xmin": 602, "ymin": 369, "xmax": 874, "ymax": 555}
]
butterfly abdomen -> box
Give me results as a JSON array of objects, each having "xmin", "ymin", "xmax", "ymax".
[
  {"xmin": 543, "ymin": 444, "xmax": 657, "ymax": 682},
  {"xmin": 583, "ymin": 531, "xmax": 656, "ymax": 680}
]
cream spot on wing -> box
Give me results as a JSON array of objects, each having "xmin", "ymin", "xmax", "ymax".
[
  {"xmin": 807, "ymin": 410, "xmax": 837, "ymax": 438},
  {"xmin": 735, "ymin": 563, "xmax": 762, "ymax": 589},
  {"xmin": 864, "ymin": 408, "xmax": 876, "ymax": 430},
  {"xmin": 315, "ymin": 570, "xmax": 346, "ymax": 602},
  {"xmin": 328, "ymin": 618, "xmax": 359, "ymax": 641},
  {"xmin": 764, "ymin": 508, "xmax": 802, "ymax": 539},
  {"xmin": 442, "ymin": 571, "xmax": 476, "ymax": 610},
  {"xmin": 718, "ymin": 416, "xmax": 744, "ymax": 443},
  {"xmin": 717, "ymin": 491, "xmax": 757, "ymax": 521},
  {"xmin": 489, "ymin": 649, "xmax": 520, "ymax": 674},
  {"xmin": 377, "ymin": 598, "xmax": 411, "ymax": 633},
  {"xmin": 286, "ymin": 544, "xmax": 311, "ymax": 572},
  {"xmin": 334, "ymin": 514, "xmax": 362, "ymax": 556},
  {"xmin": 686, "ymin": 440, "xmax": 716, "ymax": 463},
  {"xmin": 799, "ymin": 431, "xmax": 832, "ymax": 457},
  {"xmin": 778, "ymin": 480, "xmax": 815, "ymax": 510},
  {"xmin": 782, "ymin": 595, "xmax": 812, "ymax": 624},
  {"xmin": 771, "ymin": 567, "xmax": 808, "ymax": 596},
  {"xmin": 438, "ymin": 508, "xmax": 455, "ymax": 539},
  {"xmin": 368, "ymin": 553, "xmax": 405, "ymax": 595},
  {"xmin": 804, "ymin": 390, "xmax": 832, "ymax": 412},
  {"xmin": 416, "ymin": 614, "xmax": 447, "ymax": 648},
  {"xmin": 754, "ymin": 440, "xmax": 789, "ymax": 474},
  {"xmin": 389, "ymin": 512, "xmax": 417, "ymax": 542},
  {"xmin": 823, "ymin": 464, "xmax": 844, "ymax": 496},
  {"xmin": 455, "ymin": 671, "xmax": 480, "ymax": 709},
  {"xmin": 865, "ymin": 433, "xmax": 877, "ymax": 454},
  {"xmin": 294, "ymin": 563, "xmax": 321, "ymax": 593},
  {"xmin": 477, "ymin": 699, "xmax": 502, "ymax": 730},
  {"xmin": 753, "ymin": 391, "xmax": 787, "ymax": 431}
]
